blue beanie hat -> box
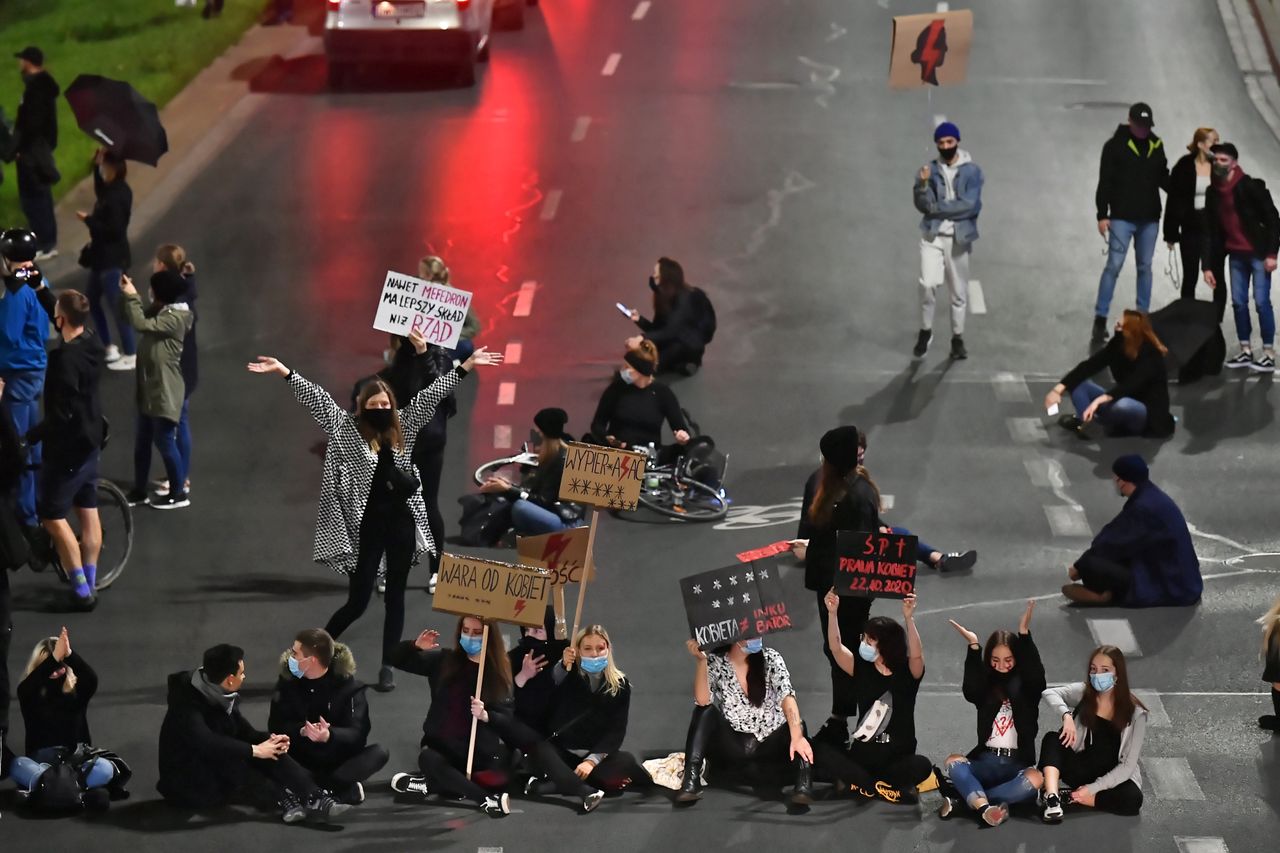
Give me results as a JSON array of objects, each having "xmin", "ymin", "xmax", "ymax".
[
  {"xmin": 1111, "ymin": 454, "xmax": 1149, "ymax": 485},
  {"xmin": 934, "ymin": 121, "xmax": 960, "ymax": 142}
]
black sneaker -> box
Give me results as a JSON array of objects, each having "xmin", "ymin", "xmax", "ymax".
[
  {"xmin": 280, "ymin": 791, "xmax": 306, "ymax": 824},
  {"xmin": 305, "ymin": 790, "xmax": 351, "ymax": 822},
  {"xmin": 950, "ymin": 335, "xmax": 968, "ymax": 360},
  {"xmin": 482, "ymin": 792, "xmax": 511, "ymax": 817},
  {"xmin": 374, "ymin": 665, "xmax": 395, "ymax": 692},
  {"xmin": 913, "ymin": 329, "xmax": 933, "ymax": 357},
  {"xmin": 341, "ymin": 782, "xmax": 365, "ymax": 805},
  {"xmin": 524, "ymin": 776, "xmax": 546, "ymax": 796},
  {"xmin": 391, "ymin": 773, "xmax": 430, "ymax": 797},
  {"xmin": 148, "ymin": 493, "xmax": 190, "ymax": 510},
  {"xmin": 125, "ymin": 490, "xmax": 149, "ymax": 507},
  {"xmin": 1250, "ymin": 353, "xmax": 1276, "ymax": 373},
  {"xmin": 71, "ymin": 592, "xmax": 98, "ymax": 612},
  {"xmin": 582, "ymin": 789, "xmax": 605, "ymax": 813},
  {"xmin": 1057, "ymin": 414, "xmax": 1083, "ymax": 431},
  {"xmin": 1260, "ymin": 714, "xmax": 1280, "ymax": 731},
  {"xmin": 1042, "ymin": 791, "xmax": 1064, "ymax": 823},
  {"xmin": 938, "ymin": 550, "xmax": 977, "ymax": 572},
  {"xmin": 1091, "ymin": 316, "xmax": 1109, "ymax": 344},
  {"xmin": 1226, "ymin": 350, "xmax": 1253, "ymax": 369}
]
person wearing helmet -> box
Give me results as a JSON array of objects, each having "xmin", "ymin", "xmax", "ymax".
[{"xmin": 0, "ymin": 228, "xmax": 49, "ymax": 531}]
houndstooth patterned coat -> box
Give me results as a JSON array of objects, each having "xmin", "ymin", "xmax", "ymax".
[{"xmin": 286, "ymin": 366, "xmax": 465, "ymax": 575}]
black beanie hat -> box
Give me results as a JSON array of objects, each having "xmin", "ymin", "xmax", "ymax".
[
  {"xmin": 624, "ymin": 350, "xmax": 656, "ymax": 377},
  {"xmin": 820, "ymin": 425, "xmax": 861, "ymax": 476},
  {"xmin": 150, "ymin": 269, "xmax": 188, "ymax": 305},
  {"xmin": 1111, "ymin": 454, "xmax": 1149, "ymax": 485},
  {"xmin": 533, "ymin": 407, "xmax": 569, "ymax": 440}
]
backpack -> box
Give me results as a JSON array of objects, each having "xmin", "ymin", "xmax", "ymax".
[
  {"xmin": 456, "ymin": 494, "xmax": 513, "ymax": 546},
  {"xmin": 690, "ymin": 288, "xmax": 716, "ymax": 345},
  {"xmin": 26, "ymin": 760, "xmax": 85, "ymax": 813}
]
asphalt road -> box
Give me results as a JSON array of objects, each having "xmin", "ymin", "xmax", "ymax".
[{"xmin": 4, "ymin": 0, "xmax": 1280, "ymax": 850}]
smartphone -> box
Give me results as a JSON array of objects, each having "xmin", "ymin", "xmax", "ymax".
[
  {"xmin": 1047, "ymin": 403, "xmax": 1059, "ymax": 417},
  {"xmin": 615, "ymin": 302, "xmax": 632, "ymax": 318}
]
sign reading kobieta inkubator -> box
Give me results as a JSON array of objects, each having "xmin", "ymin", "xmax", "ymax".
[
  {"xmin": 557, "ymin": 442, "xmax": 646, "ymax": 511},
  {"xmin": 517, "ymin": 528, "xmax": 595, "ymax": 586},
  {"xmin": 835, "ymin": 531, "xmax": 918, "ymax": 599},
  {"xmin": 889, "ymin": 10, "xmax": 973, "ymax": 90},
  {"xmin": 680, "ymin": 562, "xmax": 792, "ymax": 651},
  {"xmin": 372, "ymin": 270, "xmax": 473, "ymax": 350},
  {"xmin": 433, "ymin": 553, "xmax": 550, "ymax": 627}
]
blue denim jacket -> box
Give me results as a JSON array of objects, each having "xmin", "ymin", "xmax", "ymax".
[{"xmin": 913, "ymin": 151, "xmax": 984, "ymax": 245}]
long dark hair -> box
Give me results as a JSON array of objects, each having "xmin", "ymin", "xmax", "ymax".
[
  {"xmin": 983, "ymin": 629, "xmax": 1018, "ymax": 701},
  {"xmin": 1077, "ymin": 645, "xmax": 1145, "ymax": 730},
  {"xmin": 354, "ymin": 378, "xmax": 404, "ymax": 452},
  {"xmin": 807, "ymin": 460, "xmax": 848, "ymax": 527},
  {"xmin": 710, "ymin": 644, "xmax": 767, "ymax": 706},
  {"xmin": 440, "ymin": 616, "xmax": 514, "ymax": 702},
  {"xmin": 653, "ymin": 257, "xmax": 690, "ymax": 317},
  {"xmin": 863, "ymin": 617, "xmax": 908, "ymax": 674}
]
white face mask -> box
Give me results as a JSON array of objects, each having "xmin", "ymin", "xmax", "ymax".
[{"xmin": 619, "ymin": 368, "xmax": 636, "ymax": 385}]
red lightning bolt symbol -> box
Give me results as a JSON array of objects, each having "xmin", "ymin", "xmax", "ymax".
[
  {"xmin": 620, "ymin": 456, "xmax": 632, "ymax": 480},
  {"xmin": 919, "ymin": 20, "xmax": 945, "ymax": 84},
  {"xmin": 541, "ymin": 533, "xmax": 572, "ymax": 569},
  {"xmin": 513, "ymin": 598, "xmax": 527, "ymax": 619}
]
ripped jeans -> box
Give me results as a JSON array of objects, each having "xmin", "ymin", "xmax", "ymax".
[{"xmin": 945, "ymin": 750, "xmax": 1038, "ymax": 807}]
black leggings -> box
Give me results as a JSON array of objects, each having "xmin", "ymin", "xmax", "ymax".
[
  {"xmin": 812, "ymin": 739, "xmax": 931, "ymax": 792},
  {"xmin": 493, "ymin": 713, "xmax": 646, "ymax": 796},
  {"xmin": 814, "ymin": 590, "xmax": 871, "ymax": 718},
  {"xmin": 413, "ymin": 432, "xmax": 446, "ymax": 577},
  {"xmin": 417, "ymin": 736, "xmax": 510, "ymax": 805},
  {"xmin": 1178, "ymin": 225, "xmax": 1228, "ymax": 320},
  {"xmin": 683, "ymin": 704, "xmax": 801, "ymax": 786},
  {"xmin": 325, "ymin": 508, "xmax": 415, "ymax": 665},
  {"xmin": 1038, "ymin": 731, "xmax": 1144, "ymax": 816},
  {"xmin": 1076, "ymin": 554, "xmax": 1131, "ymax": 601},
  {"xmin": 303, "ymin": 744, "xmax": 390, "ymax": 789}
]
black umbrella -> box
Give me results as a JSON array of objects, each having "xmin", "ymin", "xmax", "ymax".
[
  {"xmin": 64, "ymin": 75, "xmax": 168, "ymax": 166},
  {"xmin": 1149, "ymin": 298, "xmax": 1225, "ymax": 384}
]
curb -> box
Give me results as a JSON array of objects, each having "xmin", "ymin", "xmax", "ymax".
[{"xmin": 1219, "ymin": 0, "xmax": 1280, "ymax": 147}]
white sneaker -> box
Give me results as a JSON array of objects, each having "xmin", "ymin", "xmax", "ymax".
[
  {"xmin": 34, "ymin": 248, "xmax": 58, "ymax": 262},
  {"xmin": 104, "ymin": 345, "xmax": 121, "ymax": 363},
  {"xmin": 107, "ymin": 354, "xmax": 136, "ymax": 371},
  {"xmin": 428, "ymin": 574, "xmax": 437, "ymax": 594}
]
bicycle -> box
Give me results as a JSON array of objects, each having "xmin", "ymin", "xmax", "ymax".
[{"xmin": 26, "ymin": 478, "xmax": 135, "ymax": 592}]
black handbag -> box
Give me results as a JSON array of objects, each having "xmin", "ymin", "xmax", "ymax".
[
  {"xmin": 380, "ymin": 465, "xmax": 420, "ymax": 502},
  {"xmin": 456, "ymin": 493, "xmax": 513, "ymax": 546}
]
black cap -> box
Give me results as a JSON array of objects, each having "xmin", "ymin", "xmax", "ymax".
[
  {"xmin": 819, "ymin": 425, "xmax": 861, "ymax": 476},
  {"xmin": 1210, "ymin": 141, "xmax": 1239, "ymax": 161},
  {"xmin": 1111, "ymin": 454, "xmax": 1149, "ymax": 485},
  {"xmin": 1128, "ymin": 102, "xmax": 1154, "ymax": 128},
  {"xmin": 14, "ymin": 46, "xmax": 43, "ymax": 66},
  {"xmin": 0, "ymin": 228, "xmax": 38, "ymax": 263},
  {"xmin": 533, "ymin": 407, "xmax": 568, "ymax": 440}
]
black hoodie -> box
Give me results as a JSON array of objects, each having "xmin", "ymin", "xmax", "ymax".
[
  {"xmin": 1096, "ymin": 124, "xmax": 1169, "ymax": 222},
  {"xmin": 15, "ymin": 70, "xmax": 59, "ymax": 152},
  {"xmin": 268, "ymin": 644, "xmax": 372, "ymax": 771},
  {"xmin": 27, "ymin": 285, "xmax": 105, "ymax": 465}
]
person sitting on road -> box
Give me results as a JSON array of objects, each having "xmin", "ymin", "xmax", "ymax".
[
  {"xmin": 626, "ymin": 257, "xmax": 714, "ymax": 375},
  {"xmin": 1045, "ymin": 309, "xmax": 1174, "ymax": 440},
  {"xmin": 815, "ymin": 592, "xmax": 933, "ymax": 805},
  {"xmin": 269, "ymin": 628, "xmax": 390, "ymax": 806},
  {"xmin": 387, "ymin": 617, "xmax": 514, "ymax": 817},
  {"xmin": 157, "ymin": 643, "xmax": 352, "ymax": 824},
  {"xmin": 676, "ymin": 634, "xmax": 815, "ymax": 807},
  {"xmin": 937, "ymin": 601, "xmax": 1046, "ymax": 827},
  {"xmin": 588, "ymin": 340, "xmax": 691, "ymax": 455},
  {"xmin": 1037, "ymin": 645, "xmax": 1148, "ymax": 822},
  {"xmin": 10, "ymin": 626, "xmax": 127, "ymax": 801},
  {"xmin": 1060, "ymin": 454, "xmax": 1201, "ymax": 608},
  {"xmin": 479, "ymin": 407, "xmax": 583, "ymax": 537},
  {"xmin": 1257, "ymin": 594, "xmax": 1280, "ymax": 732},
  {"xmin": 487, "ymin": 624, "xmax": 650, "ymax": 813}
]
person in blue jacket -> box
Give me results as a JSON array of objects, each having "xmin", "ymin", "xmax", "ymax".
[
  {"xmin": 0, "ymin": 229, "xmax": 49, "ymax": 530},
  {"xmin": 1061, "ymin": 454, "xmax": 1202, "ymax": 607}
]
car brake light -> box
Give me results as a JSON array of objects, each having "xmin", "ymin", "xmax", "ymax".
[{"xmin": 457, "ymin": 0, "xmax": 471, "ymax": 8}]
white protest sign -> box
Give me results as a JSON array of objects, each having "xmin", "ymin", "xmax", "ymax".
[{"xmin": 372, "ymin": 270, "xmax": 473, "ymax": 350}]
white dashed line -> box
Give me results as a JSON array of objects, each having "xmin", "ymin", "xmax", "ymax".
[
  {"xmin": 497, "ymin": 382, "xmax": 516, "ymax": 406},
  {"xmin": 881, "ymin": 494, "xmax": 895, "ymax": 511},
  {"xmin": 571, "ymin": 116, "xmax": 592, "ymax": 142},
  {"xmin": 1087, "ymin": 618, "xmax": 1142, "ymax": 657},
  {"xmin": 1176, "ymin": 838, "xmax": 1229, "ymax": 853},
  {"xmin": 1023, "ymin": 457, "xmax": 1068, "ymax": 489},
  {"xmin": 1043, "ymin": 504, "xmax": 1090, "ymax": 537},
  {"xmin": 504, "ymin": 342, "xmax": 523, "ymax": 364},
  {"xmin": 1143, "ymin": 757, "xmax": 1205, "ymax": 800},
  {"xmin": 632, "ymin": 1, "xmax": 651, "ymax": 20},
  {"xmin": 1133, "ymin": 689, "xmax": 1170, "ymax": 726},
  {"xmin": 935, "ymin": 1, "xmax": 950, "ymax": 11},
  {"xmin": 540, "ymin": 189, "xmax": 562, "ymax": 221},
  {"xmin": 1005, "ymin": 417, "xmax": 1044, "ymax": 443},
  {"xmin": 602, "ymin": 53, "xmax": 622, "ymax": 76},
  {"xmin": 968, "ymin": 279, "xmax": 987, "ymax": 314},
  {"xmin": 992, "ymin": 371, "xmax": 1030, "ymax": 402},
  {"xmin": 494, "ymin": 425, "xmax": 513, "ymax": 450},
  {"xmin": 513, "ymin": 281, "xmax": 537, "ymax": 318}
]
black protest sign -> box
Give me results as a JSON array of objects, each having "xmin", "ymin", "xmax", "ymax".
[
  {"xmin": 835, "ymin": 530, "xmax": 918, "ymax": 599},
  {"xmin": 679, "ymin": 562, "xmax": 793, "ymax": 651}
]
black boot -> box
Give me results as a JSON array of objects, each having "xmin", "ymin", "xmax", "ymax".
[
  {"xmin": 1091, "ymin": 315, "xmax": 1109, "ymax": 344},
  {"xmin": 790, "ymin": 757, "xmax": 814, "ymax": 805},
  {"xmin": 676, "ymin": 705, "xmax": 714, "ymax": 804},
  {"xmin": 949, "ymin": 335, "xmax": 967, "ymax": 360}
]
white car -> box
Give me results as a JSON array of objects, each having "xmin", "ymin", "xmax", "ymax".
[{"xmin": 324, "ymin": 0, "xmax": 503, "ymax": 87}]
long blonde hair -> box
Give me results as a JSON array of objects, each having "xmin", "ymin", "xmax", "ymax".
[
  {"xmin": 577, "ymin": 625, "xmax": 626, "ymax": 697},
  {"xmin": 25, "ymin": 638, "xmax": 77, "ymax": 694},
  {"xmin": 536, "ymin": 435, "xmax": 565, "ymax": 468},
  {"xmin": 1260, "ymin": 595, "xmax": 1280, "ymax": 658}
]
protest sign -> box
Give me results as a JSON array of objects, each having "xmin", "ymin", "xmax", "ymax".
[
  {"xmin": 889, "ymin": 10, "xmax": 973, "ymax": 89},
  {"xmin": 517, "ymin": 528, "xmax": 595, "ymax": 586},
  {"xmin": 433, "ymin": 553, "xmax": 551, "ymax": 627},
  {"xmin": 557, "ymin": 442, "xmax": 646, "ymax": 511},
  {"xmin": 680, "ymin": 562, "xmax": 792, "ymax": 651},
  {"xmin": 834, "ymin": 531, "xmax": 918, "ymax": 599},
  {"xmin": 372, "ymin": 270, "xmax": 473, "ymax": 350}
]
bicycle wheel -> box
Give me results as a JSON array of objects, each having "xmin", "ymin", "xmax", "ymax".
[
  {"xmin": 637, "ymin": 474, "xmax": 730, "ymax": 522},
  {"xmin": 94, "ymin": 479, "xmax": 134, "ymax": 590},
  {"xmin": 473, "ymin": 453, "xmax": 538, "ymax": 486}
]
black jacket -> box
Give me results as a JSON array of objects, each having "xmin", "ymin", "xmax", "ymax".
[
  {"xmin": 961, "ymin": 633, "xmax": 1046, "ymax": 768},
  {"xmin": 85, "ymin": 169, "xmax": 132, "ymax": 271},
  {"xmin": 15, "ymin": 70, "xmax": 59, "ymax": 152},
  {"xmin": 1060, "ymin": 336, "xmax": 1173, "ymax": 438},
  {"xmin": 387, "ymin": 641, "xmax": 513, "ymax": 759},
  {"xmin": 637, "ymin": 288, "xmax": 706, "ymax": 354},
  {"xmin": 1203, "ymin": 170, "xmax": 1280, "ymax": 266},
  {"xmin": 590, "ymin": 377, "xmax": 688, "ymax": 449},
  {"xmin": 1163, "ymin": 153, "xmax": 1209, "ymax": 244},
  {"xmin": 505, "ymin": 447, "xmax": 566, "ymax": 509},
  {"xmin": 544, "ymin": 668, "xmax": 631, "ymax": 754},
  {"xmin": 797, "ymin": 468, "xmax": 883, "ymax": 591},
  {"xmin": 27, "ymin": 286, "xmax": 104, "ymax": 465},
  {"xmin": 179, "ymin": 273, "xmax": 198, "ymax": 396},
  {"xmin": 1096, "ymin": 124, "xmax": 1169, "ymax": 222},
  {"xmin": 268, "ymin": 644, "xmax": 371, "ymax": 771},
  {"xmin": 508, "ymin": 635, "xmax": 570, "ymax": 733},
  {"xmin": 17, "ymin": 650, "xmax": 97, "ymax": 755},
  {"xmin": 156, "ymin": 669, "xmax": 269, "ymax": 807}
]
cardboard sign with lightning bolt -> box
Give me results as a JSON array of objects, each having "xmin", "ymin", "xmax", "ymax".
[
  {"xmin": 517, "ymin": 528, "xmax": 595, "ymax": 586},
  {"xmin": 679, "ymin": 562, "xmax": 793, "ymax": 651},
  {"xmin": 434, "ymin": 553, "xmax": 550, "ymax": 627},
  {"xmin": 889, "ymin": 9, "xmax": 973, "ymax": 89},
  {"xmin": 557, "ymin": 441, "xmax": 647, "ymax": 511}
]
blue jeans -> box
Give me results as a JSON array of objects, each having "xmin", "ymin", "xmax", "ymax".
[
  {"xmin": 1095, "ymin": 219, "xmax": 1158, "ymax": 316},
  {"xmin": 176, "ymin": 398, "xmax": 192, "ymax": 483},
  {"xmin": 1228, "ymin": 252, "xmax": 1275, "ymax": 347},
  {"xmin": 134, "ymin": 416, "xmax": 185, "ymax": 497},
  {"xmin": 87, "ymin": 268, "xmax": 136, "ymax": 354},
  {"xmin": 17, "ymin": 158, "xmax": 57, "ymax": 251},
  {"xmin": 0, "ymin": 369, "xmax": 45, "ymax": 526},
  {"xmin": 945, "ymin": 751, "xmax": 1038, "ymax": 808},
  {"xmin": 889, "ymin": 526, "xmax": 938, "ymax": 565},
  {"xmin": 10, "ymin": 747, "xmax": 115, "ymax": 792},
  {"xmin": 511, "ymin": 499, "xmax": 577, "ymax": 536},
  {"xmin": 1069, "ymin": 379, "xmax": 1148, "ymax": 437}
]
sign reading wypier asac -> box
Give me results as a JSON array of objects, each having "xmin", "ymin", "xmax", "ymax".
[
  {"xmin": 557, "ymin": 442, "xmax": 646, "ymax": 510},
  {"xmin": 372, "ymin": 270, "xmax": 473, "ymax": 350}
]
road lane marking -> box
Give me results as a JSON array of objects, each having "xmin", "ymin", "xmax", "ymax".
[
  {"xmin": 1023, "ymin": 458, "xmax": 1068, "ymax": 489},
  {"xmin": 504, "ymin": 342, "xmax": 523, "ymax": 364},
  {"xmin": 497, "ymin": 382, "xmax": 516, "ymax": 406},
  {"xmin": 1087, "ymin": 618, "xmax": 1142, "ymax": 657},
  {"xmin": 1142, "ymin": 757, "xmax": 1205, "ymax": 800},
  {"xmin": 1133, "ymin": 689, "xmax": 1170, "ymax": 726},
  {"xmin": 1043, "ymin": 505, "xmax": 1090, "ymax": 537},
  {"xmin": 513, "ymin": 281, "xmax": 537, "ymax": 317},
  {"xmin": 1176, "ymin": 838, "xmax": 1229, "ymax": 853},
  {"xmin": 969, "ymin": 279, "xmax": 987, "ymax": 314},
  {"xmin": 936, "ymin": 1, "xmax": 950, "ymax": 10},
  {"xmin": 494, "ymin": 425, "xmax": 512, "ymax": 450},
  {"xmin": 1006, "ymin": 417, "xmax": 1045, "ymax": 443},
  {"xmin": 992, "ymin": 371, "xmax": 1030, "ymax": 402},
  {"xmin": 1186, "ymin": 522, "xmax": 1251, "ymax": 553},
  {"xmin": 571, "ymin": 116, "xmax": 591, "ymax": 142},
  {"xmin": 602, "ymin": 53, "xmax": 622, "ymax": 76},
  {"xmin": 881, "ymin": 494, "xmax": 895, "ymax": 511},
  {"xmin": 540, "ymin": 189, "xmax": 562, "ymax": 221},
  {"xmin": 632, "ymin": 1, "xmax": 650, "ymax": 20},
  {"xmin": 933, "ymin": 113, "xmax": 947, "ymax": 128}
]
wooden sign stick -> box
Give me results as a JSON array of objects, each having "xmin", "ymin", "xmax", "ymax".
[
  {"xmin": 553, "ymin": 586, "xmax": 568, "ymax": 640},
  {"xmin": 567, "ymin": 509, "xmax": 601, "ymax": 666},
  {"xmin": 464, "ymin": 623, "xmax": 489, "ymax": 780}
]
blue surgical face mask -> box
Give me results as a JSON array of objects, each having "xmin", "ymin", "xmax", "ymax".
[
  {"xmin": 1090, "ymin": 672, "xmax": 1116, "ymax": 693},
  {"xmin": 459, "ymin": 635, "xmax": 484, "ymax": 656},
  {"xmin": 858, "ymin": 641, "xmax": 878, "ymax": 662},
  {"xmin": 742, "ymin": 638, "xmax": 763, "ymax": 654},
  {"xmin": 579, "ymin": 655, "xmax": 609, "ymax": 674},
  {"xmin": 619, "ymin": 368, "xmax": 636, "ymax": 385},
  {"xmin": 288, "ymin": 656, "xmax": 307, "ymax": 679}
]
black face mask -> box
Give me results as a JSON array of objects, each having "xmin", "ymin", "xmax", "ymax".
[
  {"xmin": 520, "ymin": 636, "xmax": 548, "ymax": 656},
  {"xmin": 937, "ymin": 145, "xmax": 959, "ymax": 163},
  {"xmin": 363, "ymin": 408, "xmax": 394, "ymax": 432}
]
